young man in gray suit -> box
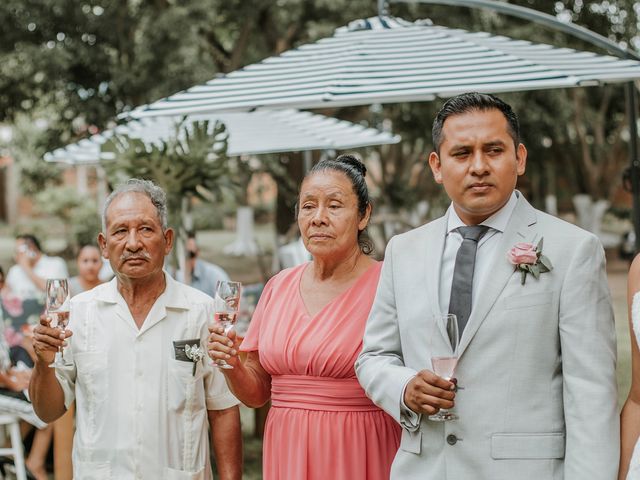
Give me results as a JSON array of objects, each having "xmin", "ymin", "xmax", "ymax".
[{"xmin": 356, "ymin": 92, "xmax": 619, "ymax": 480}]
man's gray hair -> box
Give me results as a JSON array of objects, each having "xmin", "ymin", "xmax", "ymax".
[{"xmin": 102, "ymin": 178, "xmax": 169, "ymax": 232}]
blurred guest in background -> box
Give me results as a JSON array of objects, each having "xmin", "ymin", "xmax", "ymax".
[
  {"xmin": 176, "ymin": 231, "xmax": 230, "ymax": 297},
  {"xmin": 5, "ymin": 235, "xmax": 68, "ymax": 300},
  {"xmin": 208, "ymin": 154, "xmax": 400, "ymax": 480},
  {"xmin": 68, "ymin": 245, "xmax": 103, "ymax": 297}
]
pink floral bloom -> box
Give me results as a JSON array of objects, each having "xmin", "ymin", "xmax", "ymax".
[
  {"xmin": 4, "ymin": 326, "xmax": 23, "ymax": 348},
  {"xmin": 507, "ymin": 242, "xmax": 538, "ymax": 265},
  {"xmin": 2, "ymin": 294, "xmax": 23, "ymax": 318}
]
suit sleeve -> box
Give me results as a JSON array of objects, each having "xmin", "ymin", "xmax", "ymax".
[
  {"xmin": 559, "ymin": 233, "xmax": 619, "ymax": 480},
  {"xmin": 356, "ymin": 237, "xmax": 420, "ymax": 428}
]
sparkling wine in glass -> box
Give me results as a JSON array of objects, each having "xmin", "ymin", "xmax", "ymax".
[
  {"xmin": 46, "ymin": 278, "xmax": 72, "ymax": 368},
  {"xmin": 429, "ymin": 313, "xmax": 459, "ymax": 422},
  {"xmin": 213, "ymin": 280, "xmax": 242, "ymax": 369}
]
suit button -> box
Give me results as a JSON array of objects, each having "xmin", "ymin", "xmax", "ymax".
[{"xmin": 446, "ymin": 434, "xmax": 458, "ymax": 445}]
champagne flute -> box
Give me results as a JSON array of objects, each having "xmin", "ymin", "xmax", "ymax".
[
  {"xmin": 46, "ymin": 278, "xmax": 71, "ymax": 368},
  {"xmin": 429, "ymin": 313, "xmax": 459, "ymax": 421},
  {"xmin": 213, "ymin": 280, "xmax": 242, "ymax": 369}
]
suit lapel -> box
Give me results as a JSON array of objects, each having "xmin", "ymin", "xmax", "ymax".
[
  {"xmin": 424, "ymin": 214, "xmax": 448, "ymax": 322},
  {"xmin": 457, "ymin": 195, "xmax": 538, "ymax": 358}
]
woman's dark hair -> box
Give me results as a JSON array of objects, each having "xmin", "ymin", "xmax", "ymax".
[
  {"xmin": 17, "ymin": 234, "xmax": 42, "ymax": 253},
  {"xmin": 299, "ymin": 153, "xmax": 373, "ymax": 254},
  {"xmin": 77, "ymin": 244, "xmax": 101, "ymax": 258}
]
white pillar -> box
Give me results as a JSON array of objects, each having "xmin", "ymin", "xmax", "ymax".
[
  {"xmin": 223, "ymin": 206, "xmax": 259, "ymax": 256},
  {"xmin": 76, "ymin": 165, "xmax": 88, "ymax": 195},
  {"xmin": 96, "ymin": 165, "xmax": 108, "ymax": 212}
]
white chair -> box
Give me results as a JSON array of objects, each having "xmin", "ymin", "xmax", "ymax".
[{"xmin": 0, "ymin": 414, "xmax": 27, "ymax": 480}]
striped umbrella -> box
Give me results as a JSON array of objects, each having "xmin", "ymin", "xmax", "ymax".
[
  {"xmin": 128, "ymin": 15, "xmax": 640, "ymax": 119},
  {"xmin": 44, "ymin": 109, "xmax": 400, "ymax": 165}
]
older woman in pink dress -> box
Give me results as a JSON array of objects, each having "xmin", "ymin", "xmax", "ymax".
[{"xmin": 208, "ymin": 154, "xmax": 400, "ymax": 480}]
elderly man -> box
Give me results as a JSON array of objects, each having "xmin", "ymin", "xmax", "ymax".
[{"xmin": 29, "ymin": 179, "xmax": 242, "ymax": 479}]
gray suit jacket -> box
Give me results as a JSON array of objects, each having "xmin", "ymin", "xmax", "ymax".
[{"xmin": 356, "ymin": 194, "xmax": 619, "ymax": 480}]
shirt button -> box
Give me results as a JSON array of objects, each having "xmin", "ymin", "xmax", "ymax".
[{"xmin": 446, "ymin": 434, "xmax": 458, "ymax": 445}]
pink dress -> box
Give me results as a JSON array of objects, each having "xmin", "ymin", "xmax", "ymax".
[{"xmin": 241, "ymin": 262, "xmax": 400, "ymax": 480}]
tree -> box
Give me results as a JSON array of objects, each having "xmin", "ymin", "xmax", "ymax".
[
  {"xmin": 101, "ymin": 119, "xmax": 232, "ymax": 269},
  {"xmin": 3, "ymin": 0, "xmax": 639, "ymax": 232}
]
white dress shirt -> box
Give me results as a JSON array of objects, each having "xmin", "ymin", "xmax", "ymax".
[
  {"xmin": 438, "ymin": 191, "xmax": 519, "ymax": 323},
  {"xmin": 56, "ymin": 273, "xmax": 239, "ymax": 480}
]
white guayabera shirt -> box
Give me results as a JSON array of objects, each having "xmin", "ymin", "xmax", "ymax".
[{"xmin": 56, "ymin": 273, "xmax": 239, "ymax": 480}]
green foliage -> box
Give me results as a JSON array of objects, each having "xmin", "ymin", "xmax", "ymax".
[
  {"xmin": 71, "ymin": 200, "xmax": 102, "ymax": 249},
  {"xmin": 2, "ymin": 0, "xmax": 639, "ymax": 223},
  {"xmin": 190, "ymin": 201, "xmax": 224, "ymax": 231},
  {"xmin": 394, "ymin": 0, "xmax": 639, "ymax": 204},
  {"xmin": 3, "ymin": 111, "xmax": 63, "ymax": 195},
  {"xmin": 101, "ymin": 118, "xmax": 237, "ymax": 270},
  {"xmin": 101, "ymin": 119, "xmax": 233, "ymax": 227},
  {"xmin": 33, "ymin": 185, "xmax": 100, "ymax": 254}
]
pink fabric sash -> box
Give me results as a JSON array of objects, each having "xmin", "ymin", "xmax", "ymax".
[{"xmin": 270, "ymin": 374, "xmax": 379, "ymax": 412}]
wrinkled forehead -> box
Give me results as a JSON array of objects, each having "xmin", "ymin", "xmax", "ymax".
[
  {"xmin": 104, "ymin": 192, "xmax": 161, "ymax": 228},
  {"xmin": 300, "ymin": 170, "xmax": 355, "ymax": 199}
]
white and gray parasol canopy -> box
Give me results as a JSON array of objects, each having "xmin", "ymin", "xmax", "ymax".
[
  {"xmin": 44, "ymin": 109, "xmax": 400, "ymax": 165},
  {"xmin": 127, "ymin": 15, "xmax": 640, "ymax": 119}
]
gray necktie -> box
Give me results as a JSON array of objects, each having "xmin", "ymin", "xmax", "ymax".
[{"xmin": 448, "ymin": 225, "xmax": 489, "ymax": 335}]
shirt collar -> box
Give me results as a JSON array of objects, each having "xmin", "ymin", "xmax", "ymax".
[
  {"xmin": 446, "ymin": 191, "xmax": 519, "ymax": 234},
  {"xmin": 95, "ymin": 270, "xmax": 190, "ymax": 310}
]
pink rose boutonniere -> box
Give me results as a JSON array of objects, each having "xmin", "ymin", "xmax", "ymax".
[{"xmin": 507, "ymin": 238, "xmax": 553, "ymax": 285}]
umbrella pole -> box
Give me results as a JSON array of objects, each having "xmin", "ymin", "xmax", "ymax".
[
  {"xmin": 303, "ymin": 150, "xmax": 313, "ymax": 174},
  {"xmin": 378, "ymin": 0, "xmax": 388, "ymax": 16},
  {"xmin": 626, "ymin": 82, "xmax": 640, "ymax": 253}
]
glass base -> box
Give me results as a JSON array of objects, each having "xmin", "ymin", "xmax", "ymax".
[
  {"xmin": 428, "ymin": 410, "xmax": 458, "ymax": 422},
  {"xmin": 214, "ymin": 360, "xmax": 234, "ymax": 370},
  {"xmin": 49, "ymin": 352, "xmax": 73, "ymax": 369}
]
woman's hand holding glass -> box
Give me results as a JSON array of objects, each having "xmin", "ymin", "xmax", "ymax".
[
  {"xmin": 209, "ymin": 280, "xmax": 242, "ymax": 369},
  {"xmin": 207, "ymin": 324, "xmax": 242, "ymax": 369}
]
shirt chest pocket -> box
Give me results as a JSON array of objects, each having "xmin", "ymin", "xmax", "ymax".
[
  {"xmin": 75, "ymin": 351, "xmax": 108, "ymax": 405},
  {"xmin": 167, "ymin": 359, "xmax": 206, "ymax": 413}
]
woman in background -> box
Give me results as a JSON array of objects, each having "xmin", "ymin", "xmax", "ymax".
[
  {"xmin": 68, "ymin": 245, "xmax": 103, "ymax": 297},
  {"xmin": 208, "ymin": 154, "xmax": 400, "ymax": 480}
]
